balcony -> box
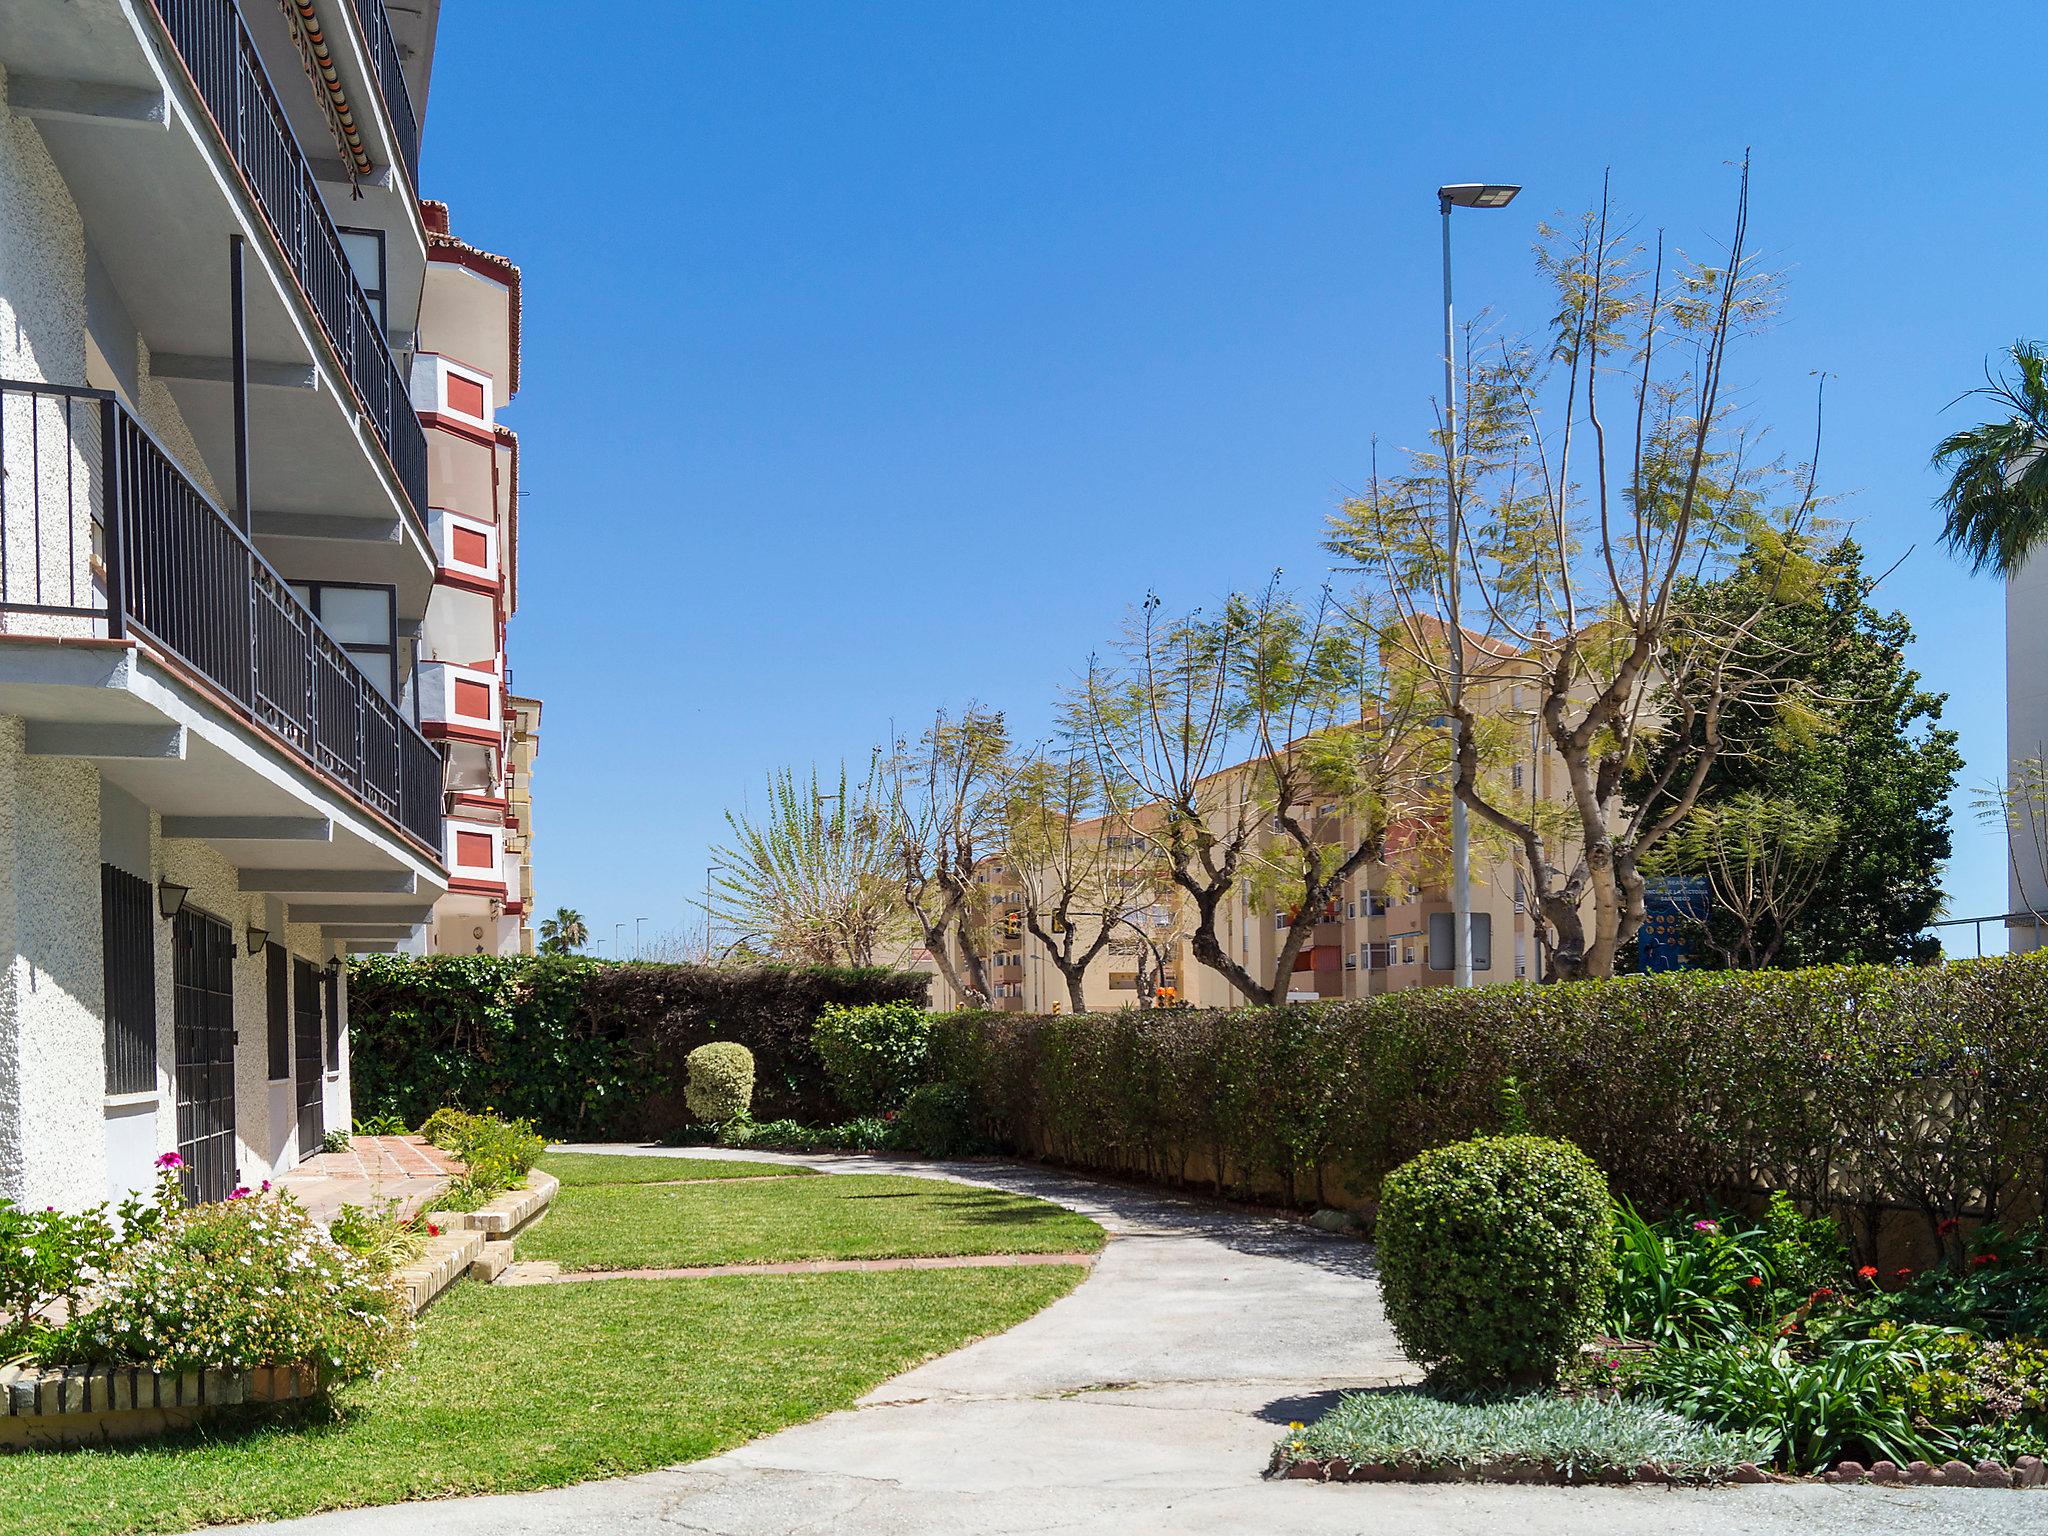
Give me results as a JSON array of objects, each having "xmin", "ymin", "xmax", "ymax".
[
  {"xmin": 0, "ymin": 379, "xmax": 443, "ymax": 856},
  {"xmin": 148, "ymin": 0, "xmax": 428, "ymax": 524},
  {"xmin": 347, "ymin": 0, "xmax": 421, "ymax": 186}
]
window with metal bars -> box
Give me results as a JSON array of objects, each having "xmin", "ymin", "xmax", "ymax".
[
  {"xmin": 101, "ymin": 864, "xmax": 157, "ymax": 1095},
  {"xmin": 266, "ymin": 942, "xmax": 289, "ymax": 1080}
]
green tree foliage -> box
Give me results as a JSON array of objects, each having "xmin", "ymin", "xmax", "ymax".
[
  {"xmin": 537, "ymin": 908, "xmax": 588, "ymax": 954},
  {"xmin": 1324, "ymin": 160, "xmax": 1830, "ymax": 980},
  {"xmin": 1933, "ymin": 340, "xmax": 2048, "ymax": 576},
  {"xmin": 812, "ymin": 1000, "xmax": 933, "ymax": 1115},
  {"xmin": 1635, "ymin": 541, "xmax": 1959, "ymax": 966},
  {"xmin": 711, "ymin": 757, "xmax": 903, "ymax": 966}
]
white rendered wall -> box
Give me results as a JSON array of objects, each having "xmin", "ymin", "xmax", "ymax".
[{"xmin": 0, "ymin": 717, "xmax": 108, "ymax": 1210}]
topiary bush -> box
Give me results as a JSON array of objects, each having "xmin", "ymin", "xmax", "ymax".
[
  {"xmin": 1375, "ymin": 1134, "xmax": 1614, "ymax": 1389},
  {"xmin": 897, "ymin": 1082, "xmax": 981, "ymax": 1159},
  {"xmin": 812, "ymin": 1001, "xmax": 932, "ymax": 1114},
  {"xmin": 685, "ymin": 1041, "xmax": 756, "ymax": 1126}
]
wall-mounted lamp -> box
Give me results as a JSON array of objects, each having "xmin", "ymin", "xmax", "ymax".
[
  {"xmin": 246, "ymin": 924, "xmax": 270, "ymax": 955},
  {"xmin": 157, "ymin": 880, "xmax": 189, "ymax": 920}
]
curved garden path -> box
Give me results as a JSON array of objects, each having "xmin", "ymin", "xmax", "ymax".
[{"xmin": 227, "ymin": 1148, "xmax": 2033, "ymax": 1535}]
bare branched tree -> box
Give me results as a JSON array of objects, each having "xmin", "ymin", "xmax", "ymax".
[
  {"xmin": 887, "ymin": 707, "xmax": 1012, "ymax": 1005},
  {"xmin": 1326, "ymin": 156, "xmax": 1828, "ymax": 979},
  {"xmin": 1000, "ymin": 743, "xmax": 1159, "ymax": 1012},
  {"xmin": 1081, "ymin": 579, "xmax": 1446, "ymax": 1006}
]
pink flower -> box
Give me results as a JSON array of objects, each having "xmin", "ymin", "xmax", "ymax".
[
  {"xmin": 227, "ymin": 1186, "xmax": 251, "ymax": 1200},
  {"xmin": 155, "ymin": 1152, "xmax": 184, "ymax": 1171},
  {"xmin": 1692, "ymin": 1220, "xmax": 1718, "ymax": 1232},
  {"xmin": 260, "ymin": 1180, "xmax": 271, "ymax": 1193}
]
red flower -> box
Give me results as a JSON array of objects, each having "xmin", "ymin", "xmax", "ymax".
[
  {"xmin": 1744, "ymin": 1275, "xmax": 1763, "ymax": 1288},
  {"xmin": 1810, "ymin": 1287, "xmax": 1836, "ymax": 1301},
  {"xmin": 1937, "ymin": 1217, "xmax": 1960, "ymax": 1237},
  {"xmin": 1971, "ymin": 1253, "xmax": 1998, "ymax": 1268},
  {"xmin": 1894, "ymin": 1267, "xmax": 1914, "ymax": 1280},
  {"xmin": 427, "ymin": 1223, "xmax": 441, "ymax": 1237},
  {"xmin": 1858, "ymin": 1265, "xmax": 1878, "ymax": 1280}
]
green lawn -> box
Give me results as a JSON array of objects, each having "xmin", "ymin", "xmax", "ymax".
[
  {"xmin": 537, "ymin": 1151, "xmax": 812, "ymax": 1187},
  {"xmin": 0, "ymin": 1266, "xmax": 1085, "ymax": 1536},
  {"xmin": 518, "ymin": 1173, "xmax": 1106, "ymax": 1271}
]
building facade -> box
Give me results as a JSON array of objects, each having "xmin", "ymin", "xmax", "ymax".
[
  {"xmin": 0, "ymin": 0, "xmax": 534, "ymax": 1211},
  {"xmin": 410, "ymin": 202, "xmax": 538, "ymax": 958}
]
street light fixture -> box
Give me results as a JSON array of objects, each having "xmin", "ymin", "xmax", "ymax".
[{"xmin": 1437, "ymin": 179, "xmax": 1520, "ymax": 989}]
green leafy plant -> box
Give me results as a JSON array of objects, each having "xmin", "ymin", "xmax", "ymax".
[
  {"xmin": 1278, "ymin": 1389, "xmax": 1766, "ymax": 1482},
  {"xmin": 328, "ymin": 1199, "xmax": 433, "ymax": 1273},
  {"xmin": 419, "ymin": 1108, "xmax": 544, "ymax": 1211},
  {"xmin": 351, "ymin": 1113, "xmax": 409, "ymax": 1136},
  {"xmin": 319, "ymin": 1128, "xmax": 352, "ymax": 1154},
  {"xmin": 1374, "ymin": 1135, "xmax": 1614, "ymax": 1389},
  {"xmin": 1605, "ymin": 1196, "xmax": 1849, "ymax": 1347},
  {"xmin": 1630, "ymin": 1327, "xmax": 1951, "ymax": 1472},
  {"xmin": 0, "ymin": 1175, "xmax": 174, "ymax": 1357},
  {"xmin": 39, "ymin": 1191, "xmax": 409, "ymax": 1382},
  {"xmin": 724, "ymin": 1117, "xmax": 900, "ymax": 1153},
  {"xmin": 684, "ymin": 1041, "xmax": 756, "ymax": 1126},
  {"xmin": 812, "ymin": 1001, "xmax": 933, "ymax": 1115},
  {"xmin": 896, "ymin": 1082, "xmax": 982, "ymax": 1159}
]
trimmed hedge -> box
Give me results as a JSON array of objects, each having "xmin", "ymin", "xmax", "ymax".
[
  {"xmin": 685, "ymin": 1042, "xmax": 755, "ymax": 1126},
  {"xmin": 346, "ymin": 956, "xmax": 928, "ymax": 1139},
  {"xmin": 928, "ymin": 955, "xmax": 2048, "ymax": 1247}
]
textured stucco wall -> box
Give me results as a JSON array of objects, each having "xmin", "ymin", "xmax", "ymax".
[
  {"xmin": 0, "ymin": 717, "xmax": 107, "ymax": 1209},
  {"xmin": 0, "ymin": 64, "xmax": 86, "ymax": 387}
]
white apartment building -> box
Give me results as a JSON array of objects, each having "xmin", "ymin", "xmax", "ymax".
[{"xmin": 0, "ymin": 0, "xmax": 532, "ymax": 1210}]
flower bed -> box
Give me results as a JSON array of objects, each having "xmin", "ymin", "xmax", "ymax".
[{"xmin": 1270, "ymin": 1132, "xmax": 2048, "ymax": 1491}]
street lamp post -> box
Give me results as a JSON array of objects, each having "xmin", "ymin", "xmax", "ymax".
[
  {"xmin": 635, "ymin": 916, "xmax": 649, "ymax": 959},
  {"xmin": 1436, "ymin": 181, "xmax": 1520, "ymax": 989}
]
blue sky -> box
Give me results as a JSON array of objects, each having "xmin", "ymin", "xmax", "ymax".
[{"xmin": 420, "ymin": 3, "xmax": 2037, "ymax": 958}]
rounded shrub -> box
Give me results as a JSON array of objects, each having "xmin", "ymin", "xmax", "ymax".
[
  {"xmin": 897, "ymin": 1082, "xmax": 980, "ymax": 1159},
  {"xmin": 684, "ymin": 1041, "xmax": 756, "ymax": 1126},
  {"xmin": 1374, "ymin": 1134, "xmax": 1614, "ymax": 1388},
  {"xmin": 812, "ymin": 1001, "xmax": 932, "ymax": 1114}
]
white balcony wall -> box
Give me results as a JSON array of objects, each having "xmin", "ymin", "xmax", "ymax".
[
  {"xmin": 420, "ymin": 583, "xmax": 497, "ymax": 670},
  {"xmin": 428, "ymin": 506, "xmax": 498, "ymax": 584},
  {"xmin": 419, "ymin": 658, "xmax": 501, "ymax": 737}
]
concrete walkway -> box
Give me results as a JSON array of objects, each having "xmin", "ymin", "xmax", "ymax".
[{"xmin": 226, "ymin": 1146, "xmax": 2039, "ymax": 1536}]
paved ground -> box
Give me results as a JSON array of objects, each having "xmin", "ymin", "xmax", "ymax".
[
  {"xmin": 229, "ymin": 1146, "xmax": 2043, "ymax": 1536},
  {"xmin": 273, "ymin": 1134, "xmax": 459, "ymax": 1224}
]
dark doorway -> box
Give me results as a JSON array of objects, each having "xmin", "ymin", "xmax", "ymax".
[{"xmin": 172, "ymin": 908, "xmax": 236, "ymax": 1203}]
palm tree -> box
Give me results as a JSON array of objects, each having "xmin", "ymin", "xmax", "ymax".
[
  {"xmin": 537, "ymin": 906, "xmax": 588, "ymax": 954},
  {"xmin": 1933, "ymin": 340, "xmax": 2048, "ymax": 576}
]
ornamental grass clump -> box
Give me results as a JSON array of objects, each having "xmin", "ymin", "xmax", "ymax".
[
  {"xmin": 684, "ymin": 1041, "xmax": 756, "ymax": 1127},
  {"xmin": 1375, "ymin": 1134, "xmax": 1614, "ymax": 1389},
  {"xmin": 41, "ymin": 1190, "xmax": 409, "ymax": 1383},
  {"xmin": 1277, "ymin": 1389, "xmax": 1765, "ymax": 1482}
]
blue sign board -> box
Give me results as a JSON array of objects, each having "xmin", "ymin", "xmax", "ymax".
[{"xmin": 1637, "ymin": 875, "xmax": 1710, "ymax": 973}]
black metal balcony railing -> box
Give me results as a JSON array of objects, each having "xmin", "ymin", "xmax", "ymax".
[
  {"xmin": 348, "ymin": 0, "xmax": 421, "ymax": 187},
  {"xmin": 0, "ymin": 380, "xmax": 444, "ymax": 857},
  {"xmin": 148, "ymin": 0, "xmax": 428, "ymax": 525}
]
